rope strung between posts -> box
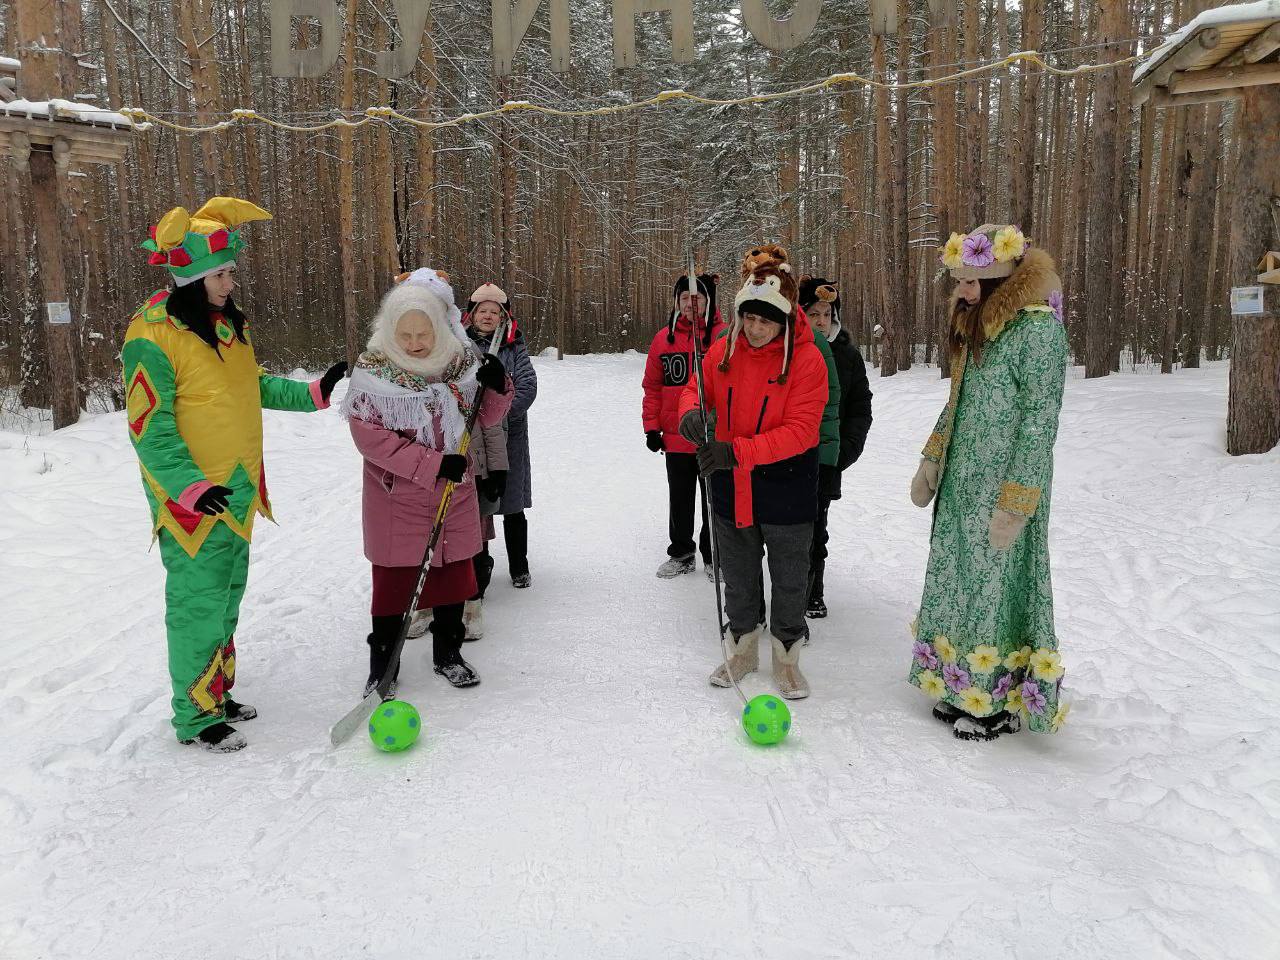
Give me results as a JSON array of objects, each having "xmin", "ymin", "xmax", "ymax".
[{"xmin": 118, "ymin": 49, "xmax": 1141, "ymax": 135}]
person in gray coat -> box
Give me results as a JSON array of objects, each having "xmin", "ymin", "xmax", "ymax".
[{"xmin": 465, "ymin": 283, "xmax": 537, "ymax": 591}]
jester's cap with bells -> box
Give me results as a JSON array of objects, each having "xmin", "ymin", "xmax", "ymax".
[
  {"xmin": 141, "ymin": 197, "xmax": 272, "ymax": 287},
  {"xmin": 939, "ymin": 223, "xmax": 1029, "ymax": 281}
]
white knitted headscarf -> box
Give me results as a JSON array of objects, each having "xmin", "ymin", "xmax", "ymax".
[
  {"xmin": 341, "ymin": 269, "xmax": 480, "ymax": 452},
  {"xmin": 368, "ymin": 269, "xmax": 470, "ymax": 377}
]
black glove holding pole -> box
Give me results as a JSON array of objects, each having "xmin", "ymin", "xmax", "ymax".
[
  {"xmin": 696, "ymin": 441, "xmax": 736, "ymax": 477},
  {"xmin": 437, "ymin": 454, "xmax": 468, "ymax": 484},
  {"xmin": 476, "ymin": 354, "xmax": 508, "ymax": 394}
]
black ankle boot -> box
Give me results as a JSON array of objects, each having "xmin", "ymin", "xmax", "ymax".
[
  {"xmin": 430, "ymin": 603, "xmax": 479, "ymax": 688},
  {"xmin": 365, "ymin": 615, "xmax": 403, "ymax": 698}
]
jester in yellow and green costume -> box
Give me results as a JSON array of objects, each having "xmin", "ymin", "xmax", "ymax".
[{"xmin": 122, "ymin": 197, "xmax": 346, "ymax": 749}]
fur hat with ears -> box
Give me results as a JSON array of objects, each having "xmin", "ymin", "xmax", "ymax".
[
  {"xmin": 667, "ymin": 271, "xmax": 719, "ymax": 347},
  {"xmin": 799, "ymin": 275, "xmax": 842, "ymax": 334},
  {"xmin": 368, "ymin": 267, "xmax": 471, "ymax": 377},
  {"xmin": 722, "ymin": 243, "xmax": 801, "ymax": 383},
  {"xmin": 739, "ymin": 244, "xmax": 798, "ymax": 301}
]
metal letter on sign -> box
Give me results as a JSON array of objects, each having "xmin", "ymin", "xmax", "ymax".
[
  {"xmin": 869, "ymin": 0, "xmax": 897, "ymax": 36},
  {"xmin": 613, "ymin": 0, "xmax": 695, "ymax": 69},
  {"xmin": 376, "ymin": 0, "xmax": 433, "ymax": 79},
  {"xmin": 270, "ymin": 0, "xmax": 343, "ymax": 79},
  {"xmin": 741, "ymin": 0, "xmax": 823, "ymax": 51},
  {"xmin": 493, "ymin": 0, "xmax": 571, "ymax": 76}
]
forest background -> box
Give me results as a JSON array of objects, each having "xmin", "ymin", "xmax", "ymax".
[{"xmin": 0, "ymin": 0, "xmax": 1241, "ymax": 413}]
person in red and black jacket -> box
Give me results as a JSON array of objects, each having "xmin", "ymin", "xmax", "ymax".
[
  {"xmin": 677, "ymin": 246, "xmax": 827, "ymax": 700},
  {"xmin": 642, "ymin": 272, "xmax": 726, "ymax": 579}
]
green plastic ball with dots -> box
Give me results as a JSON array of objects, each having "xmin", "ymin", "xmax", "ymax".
[
  {"xmin": 742, "ymin": 694, "xmax": 791, "ymax": 745},
  {"xmin": 368, "ymin": 700, "xmax": 422, "ymax": 753}
]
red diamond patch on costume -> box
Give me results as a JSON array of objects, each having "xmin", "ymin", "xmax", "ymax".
[
  {"xmin": 167, "ymin": 248, "xmax": 192, "ymax": 268},
  {"xmin": 208, "ymin": 229, "xmax": 229, "ymax": 253},
  {"xmin": 126, "ymin": 366, "xmax": 159, "ymax": 440},
  {"xmin": 223, "ymin": 637, "xmax": 237, "ymax": 690},
  {"xmin": 258, "ymin": 464, "xmax": 271, "ymax": 514},
  {"xmin": 187, "ymin": 646, "xmax": 228, "ymax": 717},
  {"xmin": 164, "ymin": 497, "xmax": 205, "ymax": 536}
]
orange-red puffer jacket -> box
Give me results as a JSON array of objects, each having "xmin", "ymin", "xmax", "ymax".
[{"xmin": 678, "ymin": 313, "xmax": 827, "ymax": 527}]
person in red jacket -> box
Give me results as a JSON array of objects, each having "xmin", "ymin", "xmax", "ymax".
[
  {"xmin": 642, "ymin": 272, "xmax": 725, "ymax": 578},
  {"xmin": 678, "ymin": 247, "xmax": 827, "ymax": 699}
]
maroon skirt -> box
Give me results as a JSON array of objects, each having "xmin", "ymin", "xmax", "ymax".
[{"xmin": 370, "ymin": 558, "xmax": 478, "ymax": 616}]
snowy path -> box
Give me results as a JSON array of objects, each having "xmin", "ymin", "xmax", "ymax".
[{"xmin": 1, "ymin": 358, "xmax": 1277, "ymax": 960}]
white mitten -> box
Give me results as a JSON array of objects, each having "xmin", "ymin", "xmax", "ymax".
[{"xmin": 910, "ymin": 459, "xmax": 940, "ymax": 508}]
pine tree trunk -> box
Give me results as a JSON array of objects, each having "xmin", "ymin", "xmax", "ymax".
[
  {"xmin": 1226, "ymin": 85, "xmax": 1280, "ymax": 455},
  {"xmin": 338, "ymin": 0, "xmax": 359, "ymax": 364}
]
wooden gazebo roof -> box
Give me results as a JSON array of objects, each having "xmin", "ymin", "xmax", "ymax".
[
  {"xmin": 1133, "ymin": 0, "xmax": 1280, "ymax": 108},
  {"xmin": 0, "ymin": 58, "xmax": 132, "ymax": 170}
]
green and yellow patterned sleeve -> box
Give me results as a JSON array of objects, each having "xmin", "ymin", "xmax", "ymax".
[
  {"xmin": 122, "ymin": 337, "xmax": 206, "ymax": 499},
  {"xmin": 922, "ymin": 402, "xmax": 950, "ymax": 462},
  {"xmin": 922, "ymin": 349, "xmax": 965, "ymax": 462},
  {"xmin": 997, "ymin": 315, "xmax": 1068, "ymax": 517},
  {"xmin": 259, "ymin": 369, "xmax": 322, "ymax": 412}
]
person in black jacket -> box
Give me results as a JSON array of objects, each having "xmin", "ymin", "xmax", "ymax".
[{"xmin": 798, "ymin": 276, "xmax": 873, "ymax": 620}]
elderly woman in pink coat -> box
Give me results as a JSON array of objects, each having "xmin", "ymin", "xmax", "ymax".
[{"xmin": 342, "ymin": 268, "xmax": 511, "ymax": 691}]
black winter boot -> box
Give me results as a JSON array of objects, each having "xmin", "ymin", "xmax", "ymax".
[
  {"xmin": 805, "ymin": 567, "xmax": 827, "ymax": 619},
  {"xmin": 181, "ymin": 721, "xmax": 247, "ymax": 753},
  {"xmin": 364, "ymin": 615, "xmax": 403, "ymax": 699},
  {"xmin": 431, "ymin": 603, "xmax": 479, "ymax": 688},
  {"xmin": 953, "ymin": 710, "xmax": 1021, "ymax": 742},
  {"xmin": 224, "ymin": 698, "xmax": 258, "ymax": 722}
]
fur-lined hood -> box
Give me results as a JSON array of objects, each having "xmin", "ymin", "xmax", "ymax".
[{"xmin": 956, "ymin": 248, "xmax": 1061, "ymax": 343}]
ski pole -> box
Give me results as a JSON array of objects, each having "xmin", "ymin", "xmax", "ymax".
[
  {"xmin": 330, "ymin": 312, "xmax": 510, "ymax": 746},
  {"xmin": 687, "ymin": 255, "xmax": 747, "ymax": 707}
]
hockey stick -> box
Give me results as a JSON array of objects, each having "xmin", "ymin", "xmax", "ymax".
[
  {"xmin": 687, "ymin": 256, "xmax": 747, "ymax": 707},
  {"xmin": 330, "ymin": 312, "xmax": 510, "ymax": 746}
]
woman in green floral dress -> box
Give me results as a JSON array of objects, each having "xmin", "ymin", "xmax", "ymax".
[{"xmin": 907, "ymin": 223, "xmax": 1069, "ymax": 741}]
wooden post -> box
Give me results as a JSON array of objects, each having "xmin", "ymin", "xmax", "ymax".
[
  {"xmin": 338, "ymin": 0, "xmax": 359, "ymax": 365},
  {"xmin": 15, "ymin": 0, "xmax": 80, "ymax": 428},
  {"xmin": 1226, "ymin": 84, "xmax": 1280, "ymax": 455}
]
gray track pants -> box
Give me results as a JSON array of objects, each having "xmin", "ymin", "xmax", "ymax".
[{"xmin": 714, "ymin": 514, "xmax": 812, "ymax": 648}]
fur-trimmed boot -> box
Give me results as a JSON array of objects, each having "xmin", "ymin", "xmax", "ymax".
[
  {"xmin": 462, "ymin": 599, "xmax": 483, "ymax": 641},
  {"xmin": 710, "ymin": 627, "xmax": 760, "ymax": 687},
  {"xmin": 406, "ymin": 607, "xmax": 433, "ymax": 639},
  {"xmin": 771, "ymin": 634, "xmax": 810, "ymax": 700}
]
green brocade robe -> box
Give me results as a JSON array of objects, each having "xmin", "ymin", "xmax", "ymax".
[{"xmin": 908, "ymin": 303, "xmax": 1069, "ymax": 734}]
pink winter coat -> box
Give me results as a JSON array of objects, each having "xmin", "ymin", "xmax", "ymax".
[{"xmin": 351, "ymin": 384, "xmax": 512, "ymax": 568}]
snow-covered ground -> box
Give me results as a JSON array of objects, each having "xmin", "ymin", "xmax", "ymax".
[{"xmin": 1, "ymin": 357, "xmax": 1277, "ymax": 960}]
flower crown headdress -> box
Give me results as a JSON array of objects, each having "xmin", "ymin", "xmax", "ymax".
[{"xmin": 940, "ymin": 223, "xmax": 1028, "ymax": 280}]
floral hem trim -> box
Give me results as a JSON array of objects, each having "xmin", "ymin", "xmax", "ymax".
[
  {"xmin": 907, "ymin": 620, "xmax": 1067, "ymax": 734},
  {"xmin": 997, "ymin": 481, "xmax": 1042, "ymax": 517}
]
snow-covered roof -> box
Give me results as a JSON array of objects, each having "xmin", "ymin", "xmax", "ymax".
[
  {"xmin": 1134, "ymin": 0, "xmax": 1280, "ymax": 84},
  {"xmin": 0, "ymin": 97, "xmax": 134, "ymax": 129}
]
